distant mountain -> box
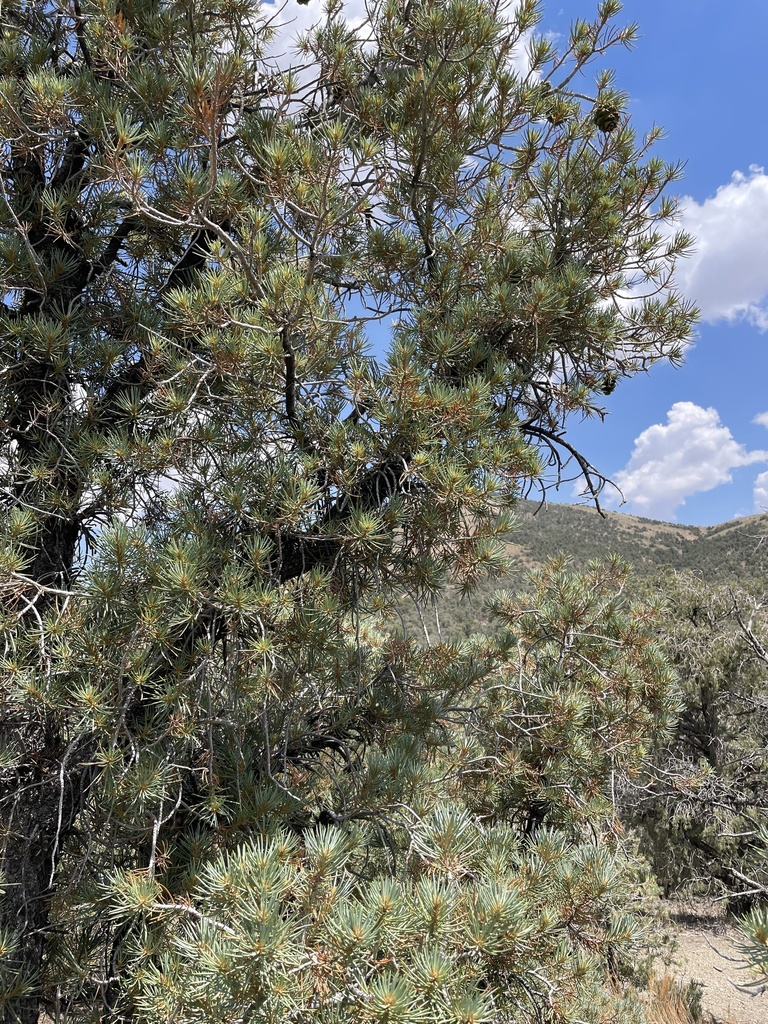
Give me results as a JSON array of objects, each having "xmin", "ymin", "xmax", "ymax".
[
  {"xmin": 508, "ymin": 500, "xmax": 768, "ymax": 579},
  {"xmin": 391, "ymin": 502, "xmax": 768, "ymax": 640}
]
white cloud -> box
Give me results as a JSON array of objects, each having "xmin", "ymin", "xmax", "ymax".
[
  {"xmin": 676, "ymin": 167, "xmax": 768, "ymax": 330},
  {"xmin": 266, "ymin": 0, "xmax": 370, "ymax": 42},
  {"xmin": 263, "ymin": 0, "xmax": 371, "ymax": 74},
  {"xmin": 753, "ymin": 471, "xmax": 768, "ymax": 513},
  {"xmin": 264, "ymin": 0, "xmax": 532, "ymax": 71},
  {"xmin": 752, "ymin": 414, "xmax": 768, "ymax": 512},
  {"xmin": 613, "ymin": 402, "xmax": 768, "ymax": 521}
]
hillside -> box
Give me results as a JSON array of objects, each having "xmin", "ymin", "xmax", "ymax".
[
  {"xmin": 508, "ymin": 500, "xmax": 768, "ymax": 578},
  {"xmin": 392, "ymin": 502, "xmax": 768, "ymax": 639}
]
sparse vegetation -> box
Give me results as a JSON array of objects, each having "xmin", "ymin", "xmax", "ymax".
[
  {"xmin": 644, "ymin": 974, "xmax": 708, "ymax": 1024},
  {"xmin": 393, "ymin": 502, "xmax": 768, "ymax": 639}
]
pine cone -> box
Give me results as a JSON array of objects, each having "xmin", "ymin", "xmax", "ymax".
[{"xmin": 593, "ymin": 100, "xmax": 621, "ymax": 133}]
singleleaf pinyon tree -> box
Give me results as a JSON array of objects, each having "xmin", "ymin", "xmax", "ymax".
[
  {"xmin": 632, "ymin": 572, "xmax": 768, "ymax": 992},
  {"xmin": 0, "ymin": 0, "xmax": 695, "ymax": 1020},
  {"xmin": 623, "ymin": 570, "xmax": 768, "ymax": 903}
]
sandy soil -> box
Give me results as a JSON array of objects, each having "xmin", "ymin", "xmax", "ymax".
[{"xmin": 666, "ymin": 901, "xmax": 766, "ymax": 1024}]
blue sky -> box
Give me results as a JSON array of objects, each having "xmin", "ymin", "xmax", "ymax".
[
  {"xmin": 544, "ymin": 1, "xmax": 768, "ymax": 524},
  {"xmin": 273, "ymin": 0, "xmax": 768, "ymax": 525}
]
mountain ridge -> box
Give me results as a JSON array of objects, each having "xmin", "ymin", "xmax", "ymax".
[
  {"xmin": 506, "ymin": 500, "xmax": 768, "ymax": 578},
  {"xmin": 392, "ymin": 501, "xmax": 768, "ymax": 639}
]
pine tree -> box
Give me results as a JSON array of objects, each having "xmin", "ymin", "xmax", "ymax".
[
  {"xmin": 620, "ymin": 571, "xmax": 768, "ymax": 999},
  {"xmin": 624, "ymin": 570, "xmax": 768, "ymax": 902},
  {"xmin": 0, "ymin": 0, "xmax": 694, "ymax": 1020}
]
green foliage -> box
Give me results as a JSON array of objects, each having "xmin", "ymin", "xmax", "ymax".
[
  {"xmin": 41, "ymin": 555, "xmax": 669, "ymax": 1022},
  {"xmin": 0, "ymin": 0, "xmax": 695, "ymax": 1020},
  {"xmin": 390, "ymin": 502, "xmax": 768, "ymax": 641},
  {"xmin": 95, "ymin": 819, "xmax": 640, "ymax": 1024},
  {"xmin": 0, "ymin": 877, "xmax": 37, "ymax": 1014},
  {"xmin": 458, "ymin": 558, "xmax": 678, "ymax": 834},
  {"xmin": 736, "ymin": 881, "xmax": 768, "ymax": 994},
  {"xmin": 619, "ymin": 571, "xmax": 768, "ymax": 907}
]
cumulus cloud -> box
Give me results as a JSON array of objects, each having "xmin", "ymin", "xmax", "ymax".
[
  {"xmin": 613, "ymin": 402, "xmax": 768, "ymax": 521},
  {"xmin": 263, "ymin": 0, "xmax": 371, "ymax": 71},
  {"xmin": 751, "ymin": 414, "xmax": 768, "ymax": 512},
  {"xmin": 264, "ymin": 0, "xmax": 532, "ymax": 71},
  {"xmin": 753, "ymin": 471, "xmax": 768, "ymax": 513},
  {"xmin": 269, "ymin": 0, "xmax": 369, "ymax": 38},
  {"xmin": 676, "ymin": 166, "xmax": 768, "ymax": 330}
]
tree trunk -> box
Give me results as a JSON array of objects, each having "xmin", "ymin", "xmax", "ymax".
[{"xmin": 0, "ymin": 516, "xmax": 80, "ymax": 1022}]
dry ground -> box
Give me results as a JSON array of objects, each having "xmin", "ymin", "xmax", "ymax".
[{"xmin": 665, "ymin": 900, "xmax": 766, "ymax": 1024}]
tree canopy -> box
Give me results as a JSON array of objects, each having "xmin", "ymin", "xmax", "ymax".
[{"xmin": 0, "ymin": 0, "xmax": 696, "ymax": 1020}]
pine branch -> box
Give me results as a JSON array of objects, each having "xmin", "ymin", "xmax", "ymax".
[{"xmin": 276, "ymin": 458, "xmax": 406, "ymax": 581}]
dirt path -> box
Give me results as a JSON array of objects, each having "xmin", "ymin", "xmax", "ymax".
[{"xmin": 666, "ymin": 902, "xmax": 766, "ymax": 1024}]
